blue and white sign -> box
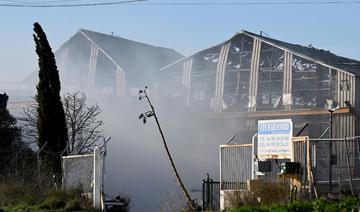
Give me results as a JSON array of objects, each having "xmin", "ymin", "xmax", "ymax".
[{"xmin": 258, "ymin": 119, "xmax": 293, "ymax": 159}]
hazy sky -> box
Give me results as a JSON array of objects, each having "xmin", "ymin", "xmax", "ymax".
[{"xmin": 0, "ymin": 0, "xmax": 359, "ymax": 82}]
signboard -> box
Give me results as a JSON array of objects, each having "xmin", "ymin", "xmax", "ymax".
[{"xmin": 258, "ymin": 119, "xmax": 293, "ymax": 159}]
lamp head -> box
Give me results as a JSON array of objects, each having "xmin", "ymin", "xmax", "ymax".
[{"xmin": 328, "ymin": 104, "xmax": 339, "ymax": 112}]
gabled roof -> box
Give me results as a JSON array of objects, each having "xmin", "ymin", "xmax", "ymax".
[
  {"xmin": 61, "ymin": 29, "xmax": 184, "ymax": 75},
  {"xmin": 23, "ymin": 29, "xmax": 184, "ymax": 84},
  {"xmin": 242, "ymin": 30, "xmax": 360, "ymax": 76},
  {"xmin": 162, "ymin": 30, "xmax": 360, "ymax": 76},
  {"xmin": 80, "ymin": 29, "xmax": 183, "ymax": 70}
]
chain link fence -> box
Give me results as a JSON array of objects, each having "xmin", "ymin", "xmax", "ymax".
[
  {"xmin": 62, "ymin": 154, "xmax": 94, "ymax": 193},
  {"xmin": 62, "ymin": 147, "xmax": 105, "ymax": 209}
]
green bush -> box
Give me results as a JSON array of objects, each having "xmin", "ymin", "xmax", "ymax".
[
  {"xmin": 229, "ymin": 196, "xmax": 360, "ymax": 212},
  {"xmin": 227, "ymin": 181, "xmax": 290, "ymax": 210},
  {"xmin": 0, "ymin": 184, "xmax": 96, "ymax": 212},
  {"xmin": 287, "ymin": 200, "xmax": 312, "ymax": 212}
]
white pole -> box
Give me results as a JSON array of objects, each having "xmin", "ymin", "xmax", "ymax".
[
  {"xmin": 251, "ymin": 133, "xmax": 258, "ymax": 180},
  {"xmin": 93, "ymin": 147, "xmax": 101, "ymax": 209}
]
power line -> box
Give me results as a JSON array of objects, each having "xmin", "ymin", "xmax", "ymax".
[
  {"xmin": 0, "ymin": 0, "xmax": 86, "ymax": 4},
  {"xmin": 142, "ymin": 1, "xmax": 360, "ymax": 6},
  {"xmin": 0, "ymin": 0, "xmax": 147, "ymax": 7},
  {"xmin": 1, "ymin": 0, "xmax": 360, "ymax": 7}
]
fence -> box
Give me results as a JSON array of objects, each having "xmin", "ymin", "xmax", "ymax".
[
  {"xmin": 217, "ymin": 136, "xmax": 360, "ymax": 211},
  {"xmin": 219, "ymin": 136, "xmax": 360, "ymax": 196},
  {"xmin": 62, "ymin": 147, "xmax": 105, "ymax": 209},
  {"xmin": 220, "ymin": 144, "xmax": 253, "ymax": 190},
  {"xmin": 293, "ymin": 136, "xmax": 360, "ymax": 195},
  {"xmin": 202, "ymin": 175, "xmax": 220, "ymax": 211}
]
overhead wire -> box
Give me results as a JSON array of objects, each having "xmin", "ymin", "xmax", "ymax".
[
  {"xmin": 1, "ymin": 0, "xmax": 360, "ymax": 7},
  {"xmin": 141, "ymin": 1, "xmax": 360, "ymax": 5},
  {"xmin": 0, "ymin": 0, "xmax": 147, "ymax": 7},
  {"xmin": 0, "ymin": 0, "xmax": 86, "ymax": 4}
]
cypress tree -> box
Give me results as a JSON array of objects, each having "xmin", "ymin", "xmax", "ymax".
[{"xmin": 33, "ymin": 22, "xmax": 68, "ymax": 182}]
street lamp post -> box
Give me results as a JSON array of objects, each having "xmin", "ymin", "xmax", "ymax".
[{"xmin": 328, "ymin": 105, "xmax": 339, "ymax": 194}]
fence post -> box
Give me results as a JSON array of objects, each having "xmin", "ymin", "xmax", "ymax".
[
  {"xmin": 251, "ymin": 133, "xmax": 257, "ymax": 180},
  {"xmin": 210, "ymin": 177, "xmax": 214, "ymax": 209},
  {"xmin": 202, "ymin": 179, "xmax": 205, "ymax": 210},
  {"xmin": 93, "ymin": 147, "xmax": 102, "ymax": 209},
  {"xmin": 206, "ymin": 174, "xmax": 210, "ymax": 209},
  {"xmin": 306, "ymin": 137, "xmax": 315, "ymax": 197},
  {"xmin": 344, "ymin": 137, "xmax": 354, "ymax": 195},
  {"xmin": 356, "ymin": 138, "xmax": 360, "ymax": 166}
]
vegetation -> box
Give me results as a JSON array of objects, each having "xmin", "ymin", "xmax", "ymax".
[
  {"xmin": 63, "ymin": 92, "xmax": 103, "ymax": 154},
  {"xmin": 0, "ymin": 184, "xmax": 97, "ymax": 212},
  {"xmin": 33, "ymin": 22, "xmax": 68, "ymax": 181},
  {"xmin": 139, "ymin": 87, "xmax": 195, "ymax": 210},
  {"xmin": 226, "ymin": 182, "xmax": 290, "ymax": 209},
  {"xmin": 0, "ymin": 109, "xmax": 22, "ymax": 175},
  {"xmin": 227, "ymin": 196, "xmax": 360, "ymax": 212},
  {"xmin": 21, "ymin": 92, "xmax": 104, "ymax": 155},
  {"xmin": 225, "ymin": 181, "xmax": 360, "ymax": 212},
  {"xmin": 0, "ymin": 94, "xmax": 36, "ymax": 183}
]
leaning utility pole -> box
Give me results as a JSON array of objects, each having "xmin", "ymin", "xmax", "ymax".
[{"xmin": 138, "ymin": 87, "xmax": 195, "ymax": 210}]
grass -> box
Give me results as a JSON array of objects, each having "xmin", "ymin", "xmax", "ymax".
[
  {"xmin": 228, "ymin": 196, "xmax": 360, "ymax": 212},
  {"xmin": 225, "ymin": 181, "xmax": 360, "ymax": 212},
  {"xmin": 0, "ymin": 183, "xmax": 98, "ymax": 212}
]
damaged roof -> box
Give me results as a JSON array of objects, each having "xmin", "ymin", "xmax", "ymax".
[
  {"xmin": 162, "ymin": 30, "xmax": 360, "ymax": 76},
  {"xmin": 242, "ymin": 30, "xmax": 360, "ymax": 76}
]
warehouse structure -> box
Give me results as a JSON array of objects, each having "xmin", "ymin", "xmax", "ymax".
[
  {"xmin": 25, "ymin": 29, "xmax": 183, "ymax": 97},
  {"xmin": 162, "ymin": 30, "xmax": 360, "ymax": 141},
  {"xmin": 163, "ymin": 31, "xmax": 360, "ymax": 204}
]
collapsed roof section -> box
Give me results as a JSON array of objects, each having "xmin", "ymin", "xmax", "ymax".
[
  {"xmin": 244, "ymin": 31, "xmax": 360, "ymax": 76},
  {"xmin": 162, "ymin": 30, "xmax": 360, "ymax": 75}
]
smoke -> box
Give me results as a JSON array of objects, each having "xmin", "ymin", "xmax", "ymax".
[
  {"xmin": 18, "ymin": 32, "xmax": 248, "ymax": 211},
  {"xmin": 15, "ymin": 73, "xmax": 244, "ymax": 211},
  {"xmin": 85, "ymin": 90, "xmax": 244, "ymax": 211}
]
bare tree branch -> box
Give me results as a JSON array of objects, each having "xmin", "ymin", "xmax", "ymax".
[{"xmin": 20, "ymin": 92, "xmax": 104, "ymax": 155}]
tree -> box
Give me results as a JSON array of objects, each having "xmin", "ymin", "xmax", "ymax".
[
  {"xmin": 138, "ymin": 87, "xmax": 196, "ymax": 210},
  {"xmin": 63, "ymin": 92, "xmax": 103, "ymax": 154},
  {"xmin": 20, "ymin": 92, "xmax": 104, "ymax": 155},
  {"xmin": 0, "ymin": 106, "xmax": 21, "ymax": 176},
  {"xmin": 0, "ymin": 93, "xmax": 34, "ymax": 181},
  {"xmin": 19, "ymin": 99, "xmax": 38, "ymax": 145},
  {"xmin": 33, "ymin": 22, "xmax": 68, "ymax": 179}
]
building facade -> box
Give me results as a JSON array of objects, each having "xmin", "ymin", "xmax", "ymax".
[{"xmin": 162, "ymin": 30, "xmax": 360, "ymax": 141}]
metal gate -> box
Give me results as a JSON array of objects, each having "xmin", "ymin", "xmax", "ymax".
[
  {"xmin": 220, "ymin": 144, "xmax": 253, "ymax": 190},
  {"xmin": 202, "ymin": 174, "xmax": 220, "ymax": 211}
]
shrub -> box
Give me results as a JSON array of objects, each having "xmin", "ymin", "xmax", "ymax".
[
  {"xmin": 251, "ymin": 182, "xmax": 290, "ymax": 205},
  {"xmin": 0, "ymin": 183, "xmax": 42, "ymax": 207},
  {"xmin": 226, "ymin": 190, "xmax": 260, "ymax": 209},
  {"xmin": 0, "ymin": 184, "xmax": 96, "ymax": 211},
  {"xmin": 229, "ymin": 196, "xmax": 360, "ymax": 212}
]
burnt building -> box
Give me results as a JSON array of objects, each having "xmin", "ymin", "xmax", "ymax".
[
  {"xmin": 162, "ymin": 30, "xmax": 360, "ymax": 140},
  {"xmin": 26, "ymin": 29, "xmax": 183, "ymax": 97}
]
